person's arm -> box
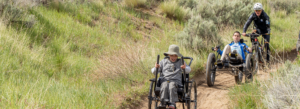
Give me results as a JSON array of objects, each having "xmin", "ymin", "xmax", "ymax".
[
  {"xmin": 151, "ymin": 60, "xmax": 163, "ymax": 75},
  {"xmin": 244, "ymin": 44, "xmax": 251, "ymax": 53},
  {"xmin": 263, "ymin": 11, "xmax": 271, "ymax": 34},
  {"xmin": 180, "ymin": 62, "xmax": 191, "ymax": 74},
  {"xmin": 218, "ymin": 49, "xmax": 223, "ymax": 55},
  {"xmin": 243, "ymin": 14, "xmax": 254, "ymax": 34}
]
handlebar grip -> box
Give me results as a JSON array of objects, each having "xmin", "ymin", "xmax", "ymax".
[{"xmin": 157, "ymin": 55, "xmax": 160, "ymax": 64}]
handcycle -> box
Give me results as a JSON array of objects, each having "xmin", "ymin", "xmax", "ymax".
[
  {"xmin": 206, "ymin": 39, "xmax": 254, "ymax": 87},
  {"xmin": 148, "ymin": 55, "xmax": 197, "ymax": 109}
]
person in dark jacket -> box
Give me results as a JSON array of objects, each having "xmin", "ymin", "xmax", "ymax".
[{"xmin": 242, "ymin": 3, "xmax": 271, "ymax": 62}]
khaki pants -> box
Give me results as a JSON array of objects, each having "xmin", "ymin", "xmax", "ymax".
[
  {"xmin": 160, "ymin": 81, "xmax": 180, "ymax": 103},
  {"xmin": 221, "ymin": 45, "xmax": 243, "ymax": 61}
]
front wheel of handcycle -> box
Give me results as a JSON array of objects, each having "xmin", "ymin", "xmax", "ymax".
[
  {"xmin": 234, "ymin": 71, "xmax": 243, "ymax": 84},
  {"xmin": 206, "ymin": 53, "xmax": 216, "ymax": 87},
  {"xmin": 187, "ymin": 80, "xmax": 197, "ymax": 109},
  {"xmin": 245, "ymin": 54, "xmax": 254, "ymax": 83}
]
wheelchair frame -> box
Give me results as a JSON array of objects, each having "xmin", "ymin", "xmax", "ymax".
[{"xmin": 148, "ymin": 55, "xmax": 197, "ymax": 109}]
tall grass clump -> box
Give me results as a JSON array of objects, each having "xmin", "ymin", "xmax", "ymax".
[
  {"xmin": 124, "ymin": 0, "xmax": 147, "ymax": 8},
  {"xmin": 262, "ymin": 61, "xmax": 300, "ymax": 108},
  {"xmin": 159, "ymin": 0, "xmax": 188, "ymax": 21},
  {"xmin": 228, "ymin": 81, "xmax": 265, "ymax": 108}
]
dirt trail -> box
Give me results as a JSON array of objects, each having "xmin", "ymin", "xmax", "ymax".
[{"xmin": 136, "ymin": 49, "xmax": 297, "ymax": 109}]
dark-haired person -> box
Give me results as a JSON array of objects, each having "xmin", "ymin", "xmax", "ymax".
[
  {"xmin": 214, "ymin": 31, "xmax": 252, "ymax": 62},
  {"xmin": 242, "ymin": 3, "xmax": 271, "ymax": 63},
  {"xmin": 214, "ymin": 31, "xmax": 252, "ymax": 80}
]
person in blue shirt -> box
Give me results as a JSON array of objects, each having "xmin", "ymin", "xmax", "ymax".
[{"xmin": 214, "ymin": 31, "xmax": 252, "ymax": 63}]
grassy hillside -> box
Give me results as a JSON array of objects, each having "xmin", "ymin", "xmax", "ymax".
[
  {"xmin": 0, "ymin": 0, "xmax": 206, "ymax": 108},
  {"xmin": 0, "ymin": 0, "xmax": 299, "ymax": 108}
]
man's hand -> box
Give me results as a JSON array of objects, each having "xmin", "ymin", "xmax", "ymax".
[
  {"xmin": 181, "ymin": 63, "xmax": 186, "ymax": 69},
  {"xmin": 242, "ymin": 33, "xmax": 246, "ymax": 36},
  {"xmin": 155, "ymin": 63, "xmax": 160, "ymax": 68},
  {"xmin": 248, "ymin": 47, "xmax": 252, "ymax": 52}
]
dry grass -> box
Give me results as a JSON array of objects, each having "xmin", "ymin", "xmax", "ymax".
[
  {"xmin": 124, "ymin": 0, "xmax": 147, "ymax": 8},
  {"xmin": 92, "ymin": 42, "xmax": 150, "ymax": 79},
  {"xmin": 262, "ymin": 61, "xmax": 300, "ymax": 108},
  {"xmin": 159, "ymin": 0, "xmax": 188, "ymax": 21}
]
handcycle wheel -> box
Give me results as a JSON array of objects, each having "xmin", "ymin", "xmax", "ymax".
[
  {"xmin": 148, "ymin": 82, "xmax": 158, "ymax": 109},
  {"xmin": 234, "ymin": 70, "xmax": 243, "ymax": 84},
  {"xmin": 252, "ymin": 47, "xmax": 259, "ymax": 75},
  {"xmin": 187, "ymin": 80, "xmax": 197, "ymax": 109},
  {"xmin": 206, "ymin": 53, "xmax": 216, "ymax": 87},
  {"xmin": 246, "ymin": 53, "xmax": 254, "ymax": 83}
]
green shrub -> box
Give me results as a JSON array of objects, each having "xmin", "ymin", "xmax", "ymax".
[
  {"xmin": 196, "ymin": 0, "xmax": 253, "ymax": 27},
  {"xmin": 269, "ymin": 0, "xmax": 300, "ymax": 14},
  {"xmin": 175, "ymin": 0, "xmax": 254, "ymax": 51},
  {"xmin": 175, "ymin": 15, "xmax": 222, "ymax": 52},
  {"xmin": 0, "ymin": 1, "xmax": 26, "ymax": 23},
  {"xmin": 159, "ymin": 0, "xmax": 188, "ymax": 21},
  {"xmin": 124, "ymin": 0, "xmax": 147, "ymax": 8}
]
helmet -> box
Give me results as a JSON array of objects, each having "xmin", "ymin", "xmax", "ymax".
[{"xmin": 253, "ymin": 3, "xmax": 263, "ymax": 10}]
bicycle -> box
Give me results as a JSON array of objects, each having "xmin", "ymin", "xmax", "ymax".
[{"xmin": 245, "ymin": 32, "xmax": 270, "ymax": 74}]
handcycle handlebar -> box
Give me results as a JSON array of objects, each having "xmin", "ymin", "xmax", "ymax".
[{"xmin": 211, "ymin": 45, "xmax": 221, "ymax": 51}]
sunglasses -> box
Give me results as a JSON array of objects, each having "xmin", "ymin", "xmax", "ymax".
[{"xmin": 255, "ymin": 10, "xmax": 262, "ymax": 12}]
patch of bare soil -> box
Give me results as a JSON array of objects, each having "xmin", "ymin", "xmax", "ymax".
[{"xmin": 133, "ymin": 49, "xmax": 298, "ymax": 109}]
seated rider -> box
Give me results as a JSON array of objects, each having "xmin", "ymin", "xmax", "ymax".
[
  {"xmin": 151, "ymin": 44, "xmax": 191, "ymax": 109},
  {"xmin": 214, "ymin": 31, "xmax": 252, "ymax": 63}
]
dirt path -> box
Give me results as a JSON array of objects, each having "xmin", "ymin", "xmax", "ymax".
[{"xmin": 134, "ymin": 49, "xmax": 297, "ymax": 109}]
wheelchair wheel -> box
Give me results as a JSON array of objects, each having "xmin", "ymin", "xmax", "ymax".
[
  {"xmin": 206, "ymin": 53, "xmax": 216, "ymax": 87},
  {"xmin": 246, "ymin": 54, "xmax": 254, "ymax": 83},
  {"xmin": 187, "ymin": 80, "xmax": 197, "ymax": 109},
  {"xmin": 148, "ymin": 81, "xmax": 158, "ymax": 109}
]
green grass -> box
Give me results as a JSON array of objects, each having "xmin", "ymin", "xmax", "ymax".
[
  {"xmin": 228, "ymin": 81, "xmax": 265, "ymax": 108},
  {"xmin": 0, "ymin": 1, "xmax": 206, "ymax": 108}
]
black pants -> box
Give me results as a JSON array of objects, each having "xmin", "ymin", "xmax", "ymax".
[{"xmin": 262, "ymin": 35, "xmax": 270, "ymax": 62}]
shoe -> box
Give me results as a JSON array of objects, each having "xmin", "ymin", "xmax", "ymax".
[
  {"xmin": 223, "ymin": 60, "xmax": 229, "ymax": 68},
  {"xmin": 217, "ymin": 59, "xmax": 223, "ymax": 69},
  {"xmin": 168, "ymin": 103, "xmax": 176, "ymax": 109}
]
